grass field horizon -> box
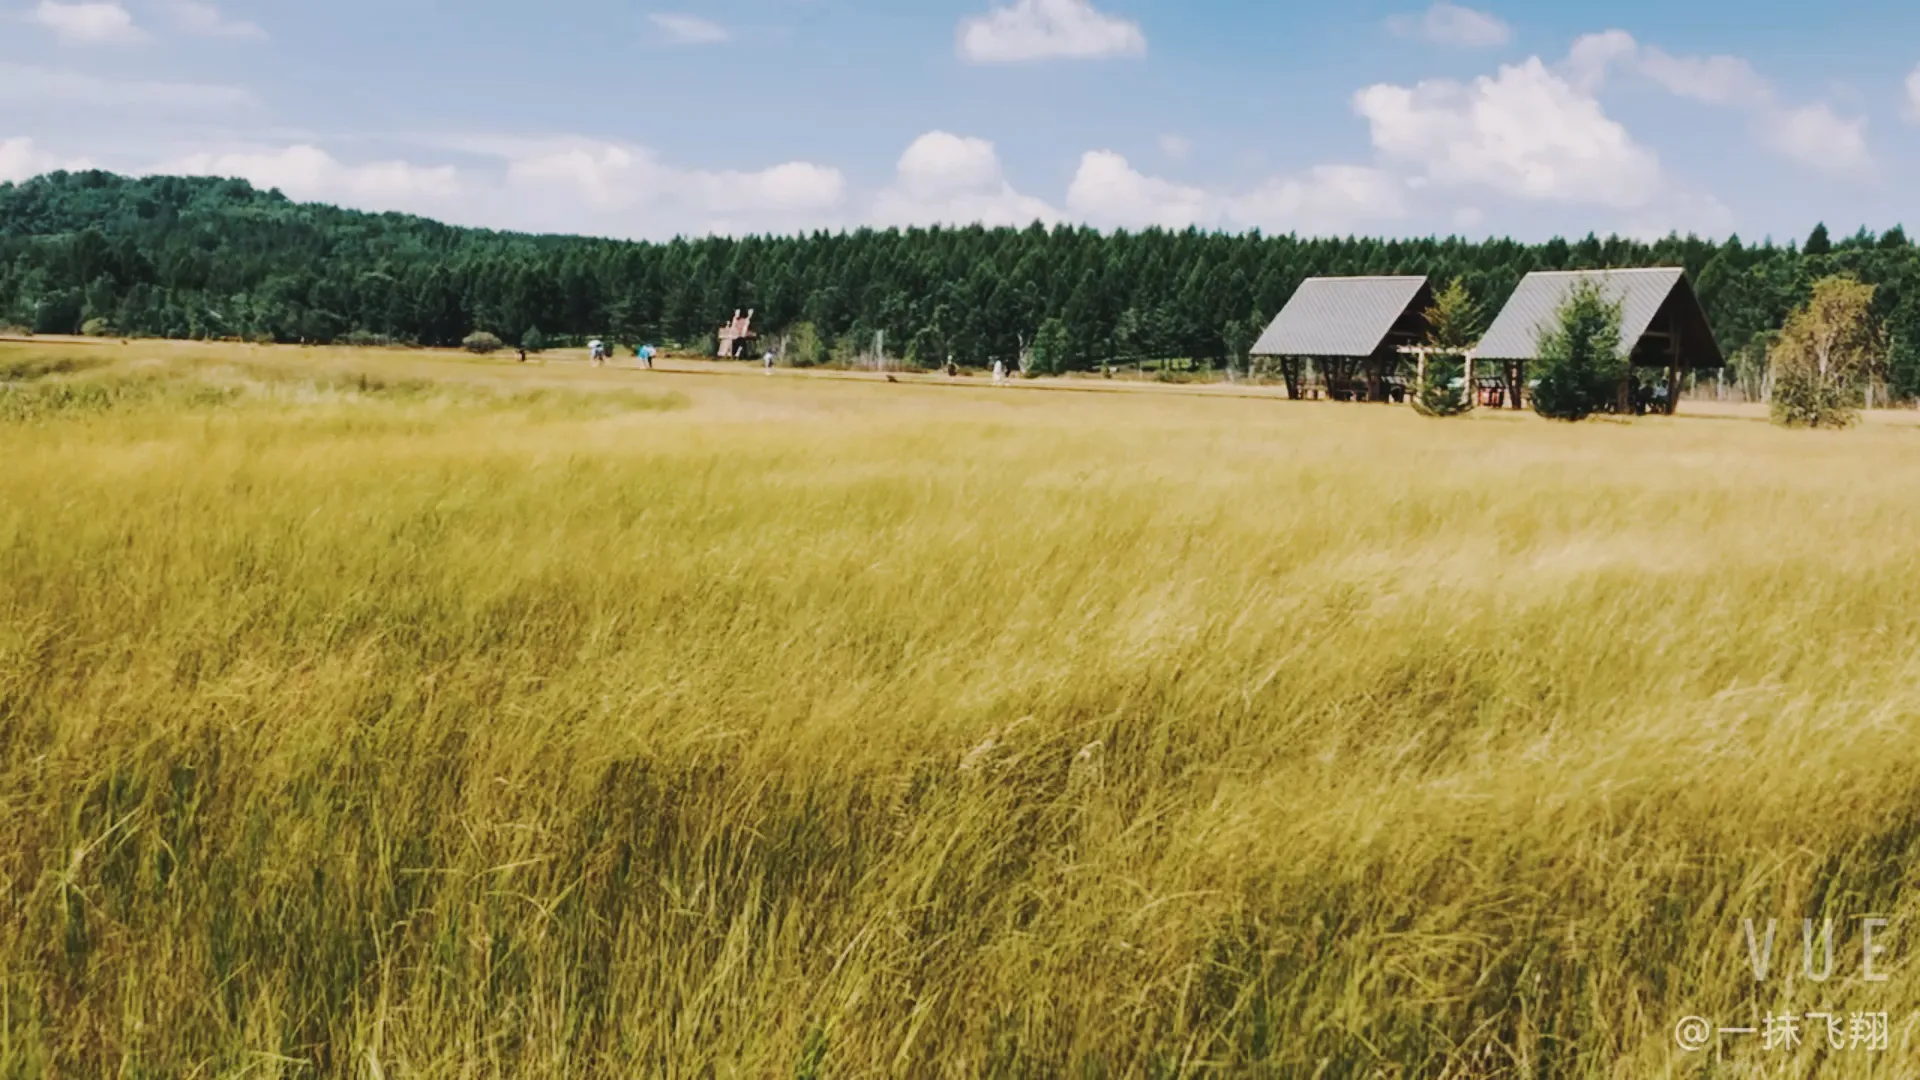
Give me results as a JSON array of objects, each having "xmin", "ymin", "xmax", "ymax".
[{"xmin": 6, "ymin": 339, "xmax": 1920, "ymax": 1077}]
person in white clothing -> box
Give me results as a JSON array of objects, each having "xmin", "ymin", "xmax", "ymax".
[{"xmin": 991, "ymin": 360, "xmax": 1007, "ymax": 384}]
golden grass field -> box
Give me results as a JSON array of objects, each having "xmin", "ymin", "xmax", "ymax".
[{"xmin": 6, "ymin": 338, "xmax": 1920, "ymax": 1078}]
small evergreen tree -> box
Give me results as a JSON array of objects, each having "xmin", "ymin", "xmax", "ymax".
[
  {"xmin": 1531, "ymin": 281, "xmax": 1626, "ymax": 422},
  {"xmin": 1412, "ymin": 278, "xmax": 1482, "ymax": 418},
  {"xmin": 1412, "ymin": 362, "xmax": 1469, "ymax": 417},
  {"xmin": 1770, "ymin": 275, "xmax": 1882, "ymax": 429},
  {"xmin": 1030, "ymin": 317, "xmax": 1070, "ymax": 376},
  {"xmin": 784, "ymin": 321, "xmax": 825, "ymax": 368},
  {"xmin": 522, "ymin": 326, "xmax": 547, "ymax": 353}
]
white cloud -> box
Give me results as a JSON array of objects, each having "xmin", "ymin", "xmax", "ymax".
[
  {"xmin": 505, "ymin": 141, "xmax": 842, "ymax": 217},
  {"xmin": 1229, "ymin": 166, "xmax": 1411, "ymax": 234},
  {"xmin": 872, "ymin": 131, "xmax": 1057, "ymax": 227},
  {"xmin": 154, "ymin": 145, "xmax": 462, "ymax": 214},
  {"xmin": 1907, "ymin": 66, "xmax": 1920, "ymax": 122},
  {"xmin": 1634, "ymin": 48, "xmax": 1769, "ymax": 107},
  {"xmin": 1064, "ymin": 151, "xmax": 1407, "ymax": 236},
  {"xmin": 95, "ymin": 136, "xmax": 849, "ymax": 238},
  {"xmin": 1562, "ymin": 29, "xmax": 1636, "ymax": 92},
  {"xmin": 1569, "ymin": 31, "xmax": 1770, "ymax": 106},
  {"xmin": 156, "ymin": 0, "xmax": 264, "ymax": 39},
  {"xmin": 1158, "ymin": 133, "xmax": 1192, "ymax": 162},
  {"xmin": 1387, "ymin": 3, "xmax": 1511, "ymax": 48},
  {"xmin": 504, "ymin": 145, "xmax": 639, "ymax": 209},
  {"xmin": 702, "ymin": 161, "xmax": 845, "ymax": 213},
  {"xmin": 30, "ymin": 0, "xmax": 142, "ymax": 42},
  {"xmin": 1354, "ymin": 58, "xmax": 1663, "ymax": 208},
  {"xmin": 0, "ymin": 62, "xmax": 258, "ymax": 112},
  {"xmin": 1619, "ymin": 191, "xmax": 1736, "ymax": 242},
  {"xmin": 648, "ymin": 13, "xmax": 729, "ymax": 45},
  {"xmin": 957, "ymin": 0, "xmax": 1145, "ymax": 64},
  {"xmin": 1066, "ymin": 150, "xmax": 1212, "ymax": 229},
  {"xmin": 1765, "ymin": 103, "xmax": 1871, "ymax": 175},
  {"xmin": 403, "ymin": 132, "xmax": 1404, "ymax": 240},
  {"xmin": 895, "ymin": 132, "xmax": 1003, "ymax": 193},
  {"xmin": 0, "ymin": 136, "xmax": 95, "ymax": 183},
  {"xmin": 1565, "ymin": 31, "xmax": 1872, "ymax": 175}
]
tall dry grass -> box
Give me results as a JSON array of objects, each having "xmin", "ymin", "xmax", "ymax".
[{"xmin": 5, "ymin": 342, "xmax": 1920, "ymax": 1077}]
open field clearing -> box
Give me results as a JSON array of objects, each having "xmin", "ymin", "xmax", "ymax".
[{"xmin": 7, "ymin": 340, "xmax": 1920, "ymax": 1077}]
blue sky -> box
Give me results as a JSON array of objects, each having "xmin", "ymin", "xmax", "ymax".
[{"xmin": 2, "ymin": 0, "xmax": 1917, "ymax": 243}]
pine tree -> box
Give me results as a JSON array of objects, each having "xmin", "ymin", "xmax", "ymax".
[
  {"xmin": 1412, "ymin": 278, "xmax": 1482, "ymax": 418},
  {"xmin": 1531, "ymin": 282, "xmax": 1626, "ymax": 422},
  {"xmin": 1031, "ymin": 318, "xmax": 1070, "ymax": 376}
]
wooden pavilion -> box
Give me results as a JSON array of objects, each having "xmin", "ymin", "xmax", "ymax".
[
  {"xmin": 1474, "ymin": 268, "xmax": 1723, "ymax": 415},
  {"xmin": 1250, "ymin": 276, "xmax": 1435, "ymax": 402}
]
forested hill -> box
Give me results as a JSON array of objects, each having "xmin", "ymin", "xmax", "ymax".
[{"xmin": 5, "ymin": 169, "xmax": 1920, "ymax": 393}]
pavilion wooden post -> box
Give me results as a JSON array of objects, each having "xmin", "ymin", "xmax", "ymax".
[
  {"xmin": 1399, "ymin": 346, "xmax": 1477, "ymax": 410},
  {"xmin": 1279, "ymin": 356, "xmax": 1304, "ymax": 400},
  {"xmin": 1665, "ymin": 322, "xmax": 1683, "ymax": 416},
  {"xmin": 1415, "ymin": 349, "xmax": 1431, "ymax": 410}
]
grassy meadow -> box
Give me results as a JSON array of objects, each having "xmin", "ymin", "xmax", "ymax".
[{"xmin": 6, "ymin": 340, "xmax": 1920, "ymax": 1077}]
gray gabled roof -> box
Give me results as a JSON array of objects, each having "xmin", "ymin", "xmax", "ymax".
[
  {"xmin": 1251, "ymin": 276, "xmax": 1431, "ymax": 358},
  {"xmin": 1476, "ymin": 268, "xmax": 1701, "ymax": 362}
]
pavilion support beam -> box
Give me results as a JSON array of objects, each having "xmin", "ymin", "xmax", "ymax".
[
  {"xmin": 1323, "ymin": 357, "xmax": 1349, "ymax": 401},
  {"xmin": 1278, "ymin": 357, "xmax": 1304, "ymax": 400},
  {"xmin": 1666, "ymin": 317, "xmax": 1683, "ymax": 416}
]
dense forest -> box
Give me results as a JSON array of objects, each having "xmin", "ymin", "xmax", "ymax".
[{"xmin": 5, "ymin": 169, "xmax": 1920, "ymax": 397}]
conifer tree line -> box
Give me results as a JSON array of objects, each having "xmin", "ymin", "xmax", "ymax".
[{"xmin": 6, "ymin": 171, "xmax": 1920, "ymax": 399}]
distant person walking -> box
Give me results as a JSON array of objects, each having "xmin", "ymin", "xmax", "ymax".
[
  {"xmin": 992, "ymin": 359, "xmax": 1007, "ymax": 385},
  {"xmin": 638, "ymin": 344, "xmax": 656, "ymax": 370},
  {"xmin": 764, "ymin": 349, "xmax": 776, "ymax": 375},
  {"xmin": 589, "ymin": 340, "xmax": 607, "ymax": 367}
]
